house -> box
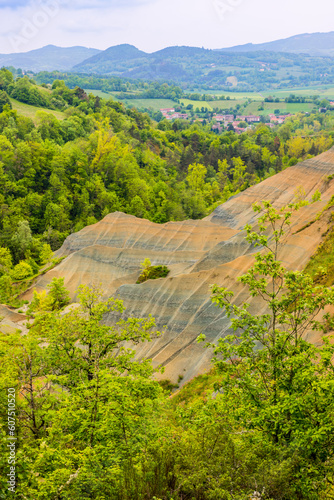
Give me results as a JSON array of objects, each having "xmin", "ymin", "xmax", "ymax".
[
  {"xmin": 165, "ymin": 112, "xmax": 189, "ymax": 120},
  {"xmin": 176, "ymin": 113, "xmax": 189, "ymax": 120},
  {"xmin": 269, "ymin": 115, "xmax": 285, "ymax": 124},
  {"xmin": 268, "ymin": 114, "xmax": 292, "ymax": 125},
  {"xmin": 214, "ymin": 114, "xmax": 234, "ymax": 123},
  {"xmin": 159, "ymin": 108, "xmax": 188, "ymax": 120},
  {"xmin": 160, "ymin": 108, "xmax": 175, "ymax": 114},
  {"xmin": 245, "ymin": 115, "xmax": 261, "ymax": 123}
]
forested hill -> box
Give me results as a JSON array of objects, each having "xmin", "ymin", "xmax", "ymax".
[
  {"xmin": 73, "ymin": 44, "xmax": 334, "ymax": 89},
  {"xmin": 2, "ymin": 67, "xmax": 334, "ymax": 499},
  {"xmin": 0, "ymin": 66, "xmax": 333, "ymax": 302},
  {"xmin": 4, "ymin": 38, "xmax": 334, "ymax": 89}
]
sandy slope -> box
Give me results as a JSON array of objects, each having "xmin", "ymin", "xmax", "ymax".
[{"xmin": 6, "ymin": 148, "xmax": 334, "ymax": 384}]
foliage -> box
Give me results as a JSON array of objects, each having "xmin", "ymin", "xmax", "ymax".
[
  {"xmin": 136, "ymin": 260, "xmax": 170, "ymax": 284},
  {"xmin": 304, "ymin": 223, "xmax": 334, "ymax": 286},
  {"xmin": 39, "ymin": 243, "xmax": 53, "ymax": 265},
  {"xmin": 0, "ymin": 247, "xmax": 12, "ymax": 276},
  {"xmin": 35, "ymin": 48, "xmax": 334, "ymax": 91},
  {"xmin": 0, "ymin": 284, "xmax": 164, "ymax": 499},
  {"xmin": 199, "ymin": 201, "xmax": 334, "ymax": 497},
  {"xmin": 47, "ymin": 277, "xmax": 70, "ymax": 310},
  {"xmin": 1, "ymin": 68, "xmax": 334, "ymax": 497},
  {"xmin": 28, "ymin": 277, "xmax": 70, "ymax": 315},
  {"xmin": 0, "ymin": 68, "xmax": 333, "ymax": 283},
  {"xmin": 10, "ymin": 260, "xmax": 33, "ymax": 280},
  {"xmin": 0, "ymin": 91, "xmax": 11, "ymax": 113},
  {"xmin": 0, "ymin": 274, "xmax": 13, "ymax": 303}
]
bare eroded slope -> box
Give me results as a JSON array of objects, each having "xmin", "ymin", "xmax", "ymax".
[{"xmin": 17, "ymin": 148, "xmax": 334, "ymax": 383}]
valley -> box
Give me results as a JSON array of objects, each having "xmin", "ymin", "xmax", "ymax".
[{"xmin": 1, "ymin": 58, "xmax": 334, "ymax": 498}]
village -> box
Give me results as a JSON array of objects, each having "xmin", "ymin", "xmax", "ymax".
[{"xmin": 159, "ymin": 107, "xmax": 292, "ymax": 133}]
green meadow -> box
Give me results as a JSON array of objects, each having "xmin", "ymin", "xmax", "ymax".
[{"xmin": 10, "ymin": 98, "xmax": 66, "ymax": 123}]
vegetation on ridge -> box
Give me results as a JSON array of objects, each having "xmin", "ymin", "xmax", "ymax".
[
  {"xmin": 136, "ymin": 258, "xmax": 170, "ymax": 284},
  {"xmin": 1, "ymin": 67, "xmax": 334, "ymax": 306},
  {"xmin": 1, "ymin": 204, "xmax": 334, "ymax": 498}
]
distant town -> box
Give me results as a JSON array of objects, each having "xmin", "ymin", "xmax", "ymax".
[{"xmin": 160, "ymin": 108, "xmax": 293, "ymax": 133}]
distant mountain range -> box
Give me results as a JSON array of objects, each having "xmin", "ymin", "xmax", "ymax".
[
  {"xmin": 0, "ymin": 45, "xmax": 101, "ymax": 72},
  {"xmin": 2, "ymin": 32, "xmax": 334, "ymax": 90},
  {"xmin": 222, "ymin": 32, "xmax": 334, "ymax": 57},
  {"xmin": 71, "ymin": 36, "xmax": 334, "ymax": 89}
]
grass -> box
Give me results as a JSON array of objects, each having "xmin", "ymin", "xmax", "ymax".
[
  {"xmin": 82, "ymin": 84, "xmax": 334, "ymax": 118},
  {"xmin": 84, "ymin": 88, "xmax": 113, "ymax": 99},
  {"xmin": 196, "ymin": 85, "xmax": 334, "ymax": 100},
  {"xmin": 123, "ymin": 98, "xmax": 177, "ymax": 111},
  {"xmin": 261, "ymin": 86, "xmax": 334, "ymax": 99},
  {"xmin": 198, "ymin": 89, "xmax": 263, "ymax": 99},
  {"xmin": 181, "ymin": 98, "xmax": 246, "ymax": 111},
  {"xmin": 181, "ymin": 98, "xmax": 214, "ymax": 111},
  {"xmin": 212, "ymin": 98, "xmax": 246, "ymax": 108},
  {"xmin": 10, "ymin": 98, "xmax": 65, "ymax": 123},
  {"xmin": 243, "ymin": 101, "xmax": 314, "ymax": 116}
]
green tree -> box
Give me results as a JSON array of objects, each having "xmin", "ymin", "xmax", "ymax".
[
  {"xmin": 11, "ymin": 220, "xmax": 33, "ymax": 262},
  {"xmin": 28, "ymin": 277, "xmax": 70, "ymax": 315},
  {"xmin": 139, "ymin": 258, "xmax": 151, "ymax": 281},
  {"xmin": 0, "ymin": 247, "xmax": 12, "ymax": 276},
  {"xmin": 39, "ymin": 243, "xmax": 53, "ymax": 265},
  {"xmin": 186, "ymin": 162, "xmax": 207, "ymax": 192},
  {"xmin": 128, "ymin": 195, "xmax": 148, "ymax": 219},
  {"xmin": 0, "ymin": 274, "xmax": 13, "ymax": 303},
  {"xmin": 0, "ymin": 90, "xmax": 11, "ymax": 113},
  {"xmin": 231, "ymin": 156, "xmax": 247, "ymax": 191},
  {"xmin": 47, "ymin": 277, "xmax": 70, "ymax": 310},
  {"xmin": 0, "ymin": 284, "xmax": 164, "ymax": 498},
  {"xmin": 200, "ymin": 201, "xmax": 334, "ymax": 496}
]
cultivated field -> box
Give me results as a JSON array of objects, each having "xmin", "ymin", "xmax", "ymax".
[{"xmin": 122, "ymin": 98, "xmax": 177, "ymax": 111}]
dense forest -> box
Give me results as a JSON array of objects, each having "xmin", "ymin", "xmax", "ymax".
[
  {"xmin": 0, "ymin": 68, "xmax": 334, "ymax": 302},
  {"xmin": 1, "ymin": 68, "xmax": 334, "ymax": 498}
]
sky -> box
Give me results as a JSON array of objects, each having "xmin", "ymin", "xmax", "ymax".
[{"xmin": 0, "ymin": 0, "xmax": 334, "ymax": 54}]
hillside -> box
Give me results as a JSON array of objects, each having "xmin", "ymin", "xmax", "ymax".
[
  {"xmin": 10, "ymin": 97, "xmax": 65, "ymax": 123},
  {"xmin": 1, "ymin": 77, "xmax": 334, "ymax": 497},
  {"xmin": 0, "ymin": 45, "xmax": 101, "ymax": 72},
  {"xmin": 72, "ymin": 42, "xmax": 334, "ymax": 90},
  {"xmin": 3, "ymin": 38, "xmax": 334, "ymax": 89},
  {"xmin": 73, "ymin": 43, "xmax": 147, "ymax": 68},
  {"xmin": 15, "ymin": 148, "xmax": 334, "ymax": 385},
  {"xmin": 221, "ymin": 31, "xmax": 334, "ymax": 57}
]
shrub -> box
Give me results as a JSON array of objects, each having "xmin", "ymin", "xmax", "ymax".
[
  {"xmin": 11, "ymin": 261, "xmax": 33, "ymax": 281},
  {"xmin": 136, "ymin": 265, "xmax": 170, "ymax": 284}
]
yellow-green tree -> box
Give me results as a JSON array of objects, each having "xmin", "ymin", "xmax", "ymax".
[{"xmin": 187, "ymin": 163, "xmax": 207, "ymax": 191}]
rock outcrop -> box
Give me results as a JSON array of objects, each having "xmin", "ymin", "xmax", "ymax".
[{"xmin": 14, "ymin": 148, "xmax": 334, "ymax": 384}]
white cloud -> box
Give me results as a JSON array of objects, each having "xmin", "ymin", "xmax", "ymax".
[{"xmin": 0, "ymin": 0, "xmax": 333, "ymax": 54}]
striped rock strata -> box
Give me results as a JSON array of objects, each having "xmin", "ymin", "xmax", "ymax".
[{"xmin": 15, "ymin": 148, "xmax": 334, "ymax": 384}]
